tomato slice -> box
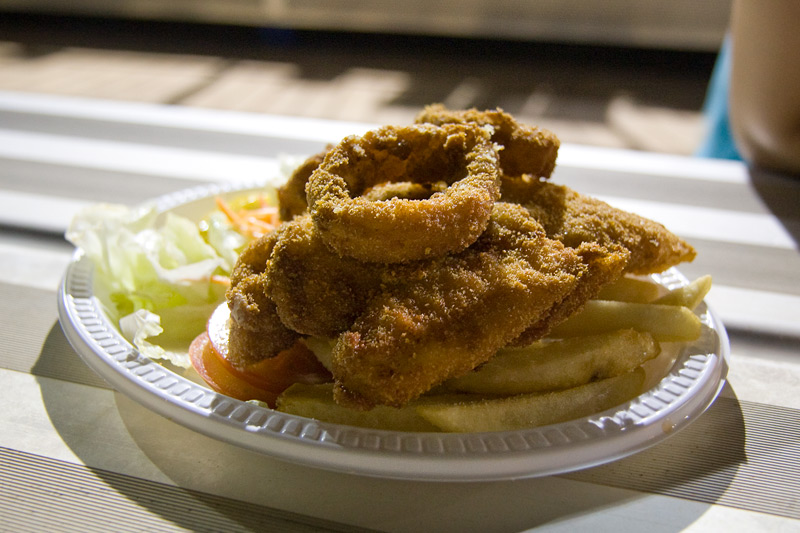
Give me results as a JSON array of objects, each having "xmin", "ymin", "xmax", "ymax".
[{"xmin": 188, "ymin": 303, "xmax": 332, "ymax": 407}]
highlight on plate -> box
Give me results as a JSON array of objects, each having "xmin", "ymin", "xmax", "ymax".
[{"xmin": 66, "ymin": 105, "xmax": 713, "ymax": 433}]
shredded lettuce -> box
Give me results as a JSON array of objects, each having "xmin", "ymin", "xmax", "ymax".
[
  {"xmin": 66, "ymin": 203, "xmax": 239, "ymax": 368},
  {"xmin": 202, "ymin": 211, "xmax": 248, "ymax": 270}
]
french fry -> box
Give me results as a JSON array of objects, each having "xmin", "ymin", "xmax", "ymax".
[
  {"xmin": 547, "ymin": 300, "xmax": 702, "ymax": 342},
  {"xmin": 654, "ymin": 275, "xmax": 712, "ymax": 310},
  {"xmin": 416, "ymin": 368, "xmax": 645, "ymax": 432},
  {"xmin": 302, "ymin": 336, "xmax": 334, "ymax": 371},
  {"xmin": 596, "ymin": 276, "xmax": 661, "ymax": 303},
  {"xmin": 276, "ymin": 383, "xmax": 443, "ymax": 432},
  {"xmin": 443, "ymin": 329, "xmax": 659, "ymax": 395}
]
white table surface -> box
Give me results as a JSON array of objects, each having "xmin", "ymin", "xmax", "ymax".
[{"xmin": 1, "ymin": 90, "xmax": 798, "ymax": 533}]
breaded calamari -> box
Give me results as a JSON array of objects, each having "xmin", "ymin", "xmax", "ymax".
[
  {"xmin": 277, "ymin": 149, "xmax": 328, "ymax": 221},
  {"xmin": 275, "ymin": 105, "xmax": 561, "ymax": 224},
  {"xmin": 306, "ymin": 123, "xmax": 501, "ymax": 263},
  {"xmin": 415, "ymin": 104, "xmax": 560, "ymax": 179}
]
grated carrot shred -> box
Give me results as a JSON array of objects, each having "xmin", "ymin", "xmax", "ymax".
[
  {"xmin": 211, "ymin": 274, "xmax": 231, "ymax": 286},
  {"xmin": 215, "ymin": 195, "xmax": 280, "ymax": 240}
]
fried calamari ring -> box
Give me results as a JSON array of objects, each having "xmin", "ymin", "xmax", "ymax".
[
  {"xmin": 415, "ymin": 104, "xmax": 560, "ymax": 179},
  {"xmin": 278, "ymin": 159, "xmax": 447, "ymax": 219},
  {"xmin": 362, "ymin": 180, "xmax": 449, "ymax": 201},
  {"xmin": 306, "ymin": 123, "xmax": 501, "ymax": 263}
]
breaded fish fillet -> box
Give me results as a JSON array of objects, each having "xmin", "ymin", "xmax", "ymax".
[
  {"xmin": 331, "ymin": 203, "xmax": 626, "ymax": 408},
  {"xmin": 510, "ymin": 241, "xmax": 629, "ymax": 346},
  {"xmin": 501, "ymin": 176, "xmax": 696, "ymax": 275},
  {"xmin": 226, "ymin": 232, "xmax": 300, "ymax": 368},
  {"xmin": 266, "ymin": 214, "xmax": 383, "ymax": 338}
]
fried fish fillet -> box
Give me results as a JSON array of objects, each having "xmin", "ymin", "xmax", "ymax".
[
  {"xmin": 501, "ymin": 176, "xmax": 696, "ymax": 275},
  {"xmin": 229, "ymin": 203, "xmax": 627, "ymax": 407},
  {"xmin": 509, "ymin": 241, "xmax": 629, "ymax": 346},
  {"xmin": 331, "ymin": 203, "xmax": 627, "ymax": 408},
  {"xmin": 226, "ymin": 232, "xmax": 300, "ymax": 368},
  {"xmin": 499, "ymin": 176, "xmax": 695, "ymax": 346},
  {"xmin": 266, "ymin": 214, "xmax": 383, "ymax": 338}
]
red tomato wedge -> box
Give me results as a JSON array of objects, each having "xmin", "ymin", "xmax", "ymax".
[{"xmin": 189, "ymin": 303, "xmax": 332, "ymax": 407}]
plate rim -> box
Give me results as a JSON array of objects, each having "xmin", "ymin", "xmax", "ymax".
[{"xmin": 57, "ymin": 182, "xmax": 730, "ymax": 482}]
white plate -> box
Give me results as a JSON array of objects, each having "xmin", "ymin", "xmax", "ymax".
[{"xmin": 58, "ymin": 182, "xmax": 730, "ymax": 482}]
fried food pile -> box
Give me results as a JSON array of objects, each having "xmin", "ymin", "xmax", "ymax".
[{"xmin": 226, "ymin": 105, "xmax": 696, "ymax": 409}]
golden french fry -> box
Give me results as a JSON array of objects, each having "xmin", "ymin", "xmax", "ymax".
[
  {"xmin": 444, "ymin": 329, "xmax": 659, "ymax": 395},
  {"xmin": 654, "ymin": 275, "xmax": 712, "ymax": 310},
  {"xmin": 276, "ymin": 383, "xmax": 442, "ymax": 432},
  {"xmin": 302, "ymin": 336, "xmax": 334, "ymax": 371},
  {"xmin": 547, "ymin": 300, "xmax": 702, "ymax": 342},
  {"xmin": 596, "ymin": 276, "xmax": 661, "ymax": 303},
  {"xmin": 416, "ymin": 368, "xmax": 645, "ymax": 432}
]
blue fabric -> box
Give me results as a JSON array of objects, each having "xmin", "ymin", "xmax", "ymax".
[{"xmin": 696, "ymin": 36, "xmax": 743, "ymax": 161}]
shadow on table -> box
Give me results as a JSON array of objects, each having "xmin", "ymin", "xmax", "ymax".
[
  {"xmin": 749, "ymin": 166, "xmax": 800, "ymax": 248},
  {"xmin": 35, "ymin": 321, "xmax": 746, "ymax": 533},
  {"xmin": 563, "ymin": 384, "xmax": 747, "ymax": 498}
]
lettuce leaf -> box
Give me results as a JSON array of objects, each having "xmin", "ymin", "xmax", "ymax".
[{"xmin": 66, "ymin": 203, "xmax": 236, "ymax": 368}]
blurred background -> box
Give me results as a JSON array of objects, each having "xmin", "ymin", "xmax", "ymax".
[{"xmin": 0, "ymin": 1, "xmax": 732, "ymax": 155}]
